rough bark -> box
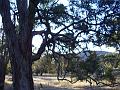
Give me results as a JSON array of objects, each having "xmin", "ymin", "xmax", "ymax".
[
  {"xmin": 0, "ymin": 29, "xmax": 8, "ymax": 90},
  {"xmin": 10, "ymin": 52, "xmax": 34, "ymax": 90},
  {"xmin": 1, "ymin": 0, "xmax": 36, "ymax": 90},
  {"xmin": 0, "ymin": 56, "xmax": 6, "ymax": 90}
]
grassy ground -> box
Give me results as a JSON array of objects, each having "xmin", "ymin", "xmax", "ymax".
[{"xmin": 5, "ymin": 75, "xmax": 120, "ymax": 90}]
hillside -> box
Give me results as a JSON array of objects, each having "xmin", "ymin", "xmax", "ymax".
[{"xmin": 80, "ymin": 51, "xmax": 112, "ymax": 60}]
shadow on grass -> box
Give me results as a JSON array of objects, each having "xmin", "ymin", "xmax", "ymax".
[
  {"xmin": 76, "ymin": 86, "xmax": 119, "ymax": 90},
  {"xmin": 5, "ymin": 77, "xmax": 120, "ymax": 90},
  {"xmin": 34, "ymin": 84, "xmax": 120, "ymax": 90},
  {"xmin": 5, "ymin": 83, "xmax": 120, "ymax": 90}
]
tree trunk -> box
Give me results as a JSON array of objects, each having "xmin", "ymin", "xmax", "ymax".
[
  {"xmin": 6, "ymin": 33, "xmax": 34, "ymax": 90},
  {"xmin": 11, "ymin": 56, "xmax": 34, "ymax": 90},
  {"xmin": 5, "ymin": 34, "xmax": 34, "ymax": 90},
  {"xmin": 0, "ymin": 56, "xmax": 6, "ymax": 90},
  {"xmin": 1, "ymin": 0, "xmax": 36, "ymax": 90},
  {"xmin": 6, "ymin": 30, "xmax": 34, "ymax": 90}
]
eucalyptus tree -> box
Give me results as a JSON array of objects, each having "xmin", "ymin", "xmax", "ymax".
[
  {"xmin": 0, "ymin": 0, "xmax": 70, "ymax": 90},
  {"xmin": 0, "ymin": 28, "xmax": 9, "ymax": 90},
  {"xmin": 0, "ymin": 0, "xmax": 120, "ymax": 90},
  {"xmin": 0, "ymin": 1, "xmax": 38, "ymax": 90}
]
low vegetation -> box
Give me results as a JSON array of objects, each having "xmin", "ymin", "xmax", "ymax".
[{"xmin": 6, "ymin": 51, "xmax": 120, "ymax": 89}]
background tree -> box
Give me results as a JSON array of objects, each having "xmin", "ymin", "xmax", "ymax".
[
  {"xmin": 32, "ymin": 54, "xmax": 56, "ymax": 75},
  {"xmin": 98, "ymin": 53, "xmax": 120, "ymax": 86},
  {"xmin": 0, "ymin": 0, "xmax": 120, "ymax": 90}
]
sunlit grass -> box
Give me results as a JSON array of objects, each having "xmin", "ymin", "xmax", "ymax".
[{"xmin": 5, "ymin": 75, "xmax": 120, "ymax": 90}]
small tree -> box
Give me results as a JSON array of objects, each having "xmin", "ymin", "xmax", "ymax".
[{"xmin": 98, "ymin": 53, "xmax": 120, "ymax": 85}]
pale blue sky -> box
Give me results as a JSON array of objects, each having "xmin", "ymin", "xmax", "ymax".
[
  {"xmin": 32, "ymin": 35, "xmax": 116, "ymax": 53},
  {"xmin": 0, "ymin": 0, "xmax": 117, "ymax": 53},
  {"xmin": 32, "ymin": 0, "xmax": 117, "ymax": 53}
]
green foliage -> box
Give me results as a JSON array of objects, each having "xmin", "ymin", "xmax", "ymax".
[
  {"xmin": 99, "ymin": 0, "xmax": 115, "ymax": 7},
  {"xmin": 66, "ymin": 51, "xmax": 100, "ymax": 81},
  {"xmin": 52, "ymin": 4, "xmax": 66, "ymax": 15},
  {"xmin": 50, "ymin": 4, "xmax": 69, "ymax": 26},
  {"xmin": 85, "ymin": 51, "xmax": 99, "ymax": 74},
  {"xmin": 39, "ymin": 0, "xmax": 50, "ymax": 4},
  {"xmin": 32, "ymin": 54, "xmax": 56, "ymax": 75},
  {"xmin": 66, "ymin": 56, "xmax": 87, "ymax": 81},
  {"xmin": 61, "ymin": 33, "xmax": 76, "ymax": 50},
  {"xmin": 63, "ymin": 52, "xmax": 120, "ymax": 85},
  {"xmin": 97, "ymin": 53, "xmax": 120, "ymax": 84},
  {"xmin": 38, "ymin": 0, "xmax": 55, "ymax": 9},
  {"xmin": 100, "ymin": 53, "xmax": 120, "ymax": 68},
  {"xmin": 104, "ymin": 68, "xmax": 113, "ymax": 80}
]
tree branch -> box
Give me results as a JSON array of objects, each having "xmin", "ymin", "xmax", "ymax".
[{"xmin": 32, "ymin": 30, "xmax": 45, "ymax": 36}]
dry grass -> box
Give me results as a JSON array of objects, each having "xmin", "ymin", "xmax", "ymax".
[{"xmin": 5, "ymin": 75, "xmax": 120, "ymax": 90}]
